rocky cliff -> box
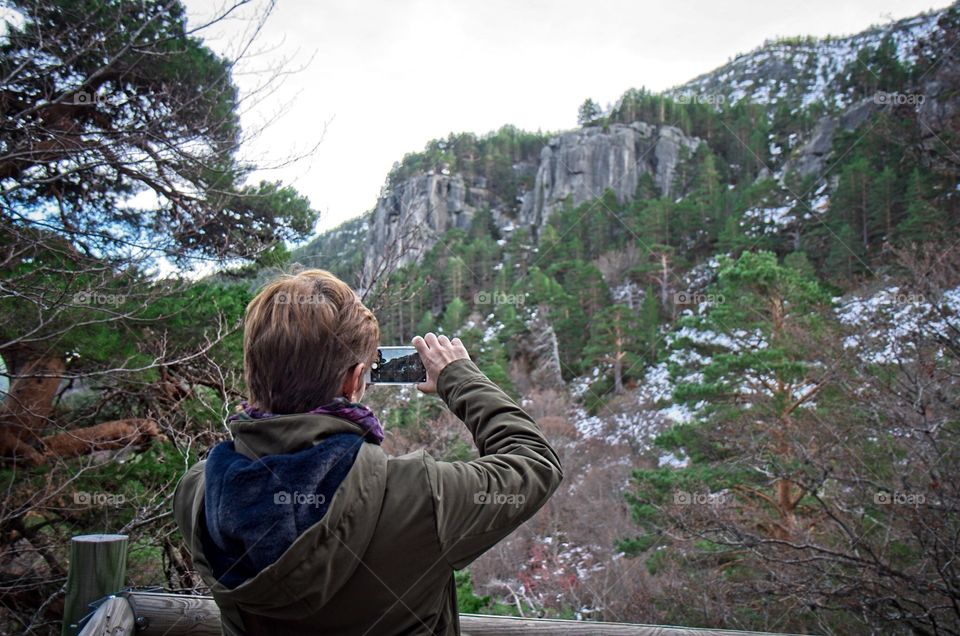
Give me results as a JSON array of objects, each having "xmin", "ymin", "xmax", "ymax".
[
  {"xmin": 518, "ymin": 122, "xmax": 700, "ymax": 236},
  {"xmin": 362, "ymin": 122, "xmax": 701, "ymax": 274},
  {"xmin": 362, "ymin": 172, "xmax": 494, "ymax": 283},
  {"xmin": 783, "ymin": 97, "xmax": 877, "ymax": 178}
]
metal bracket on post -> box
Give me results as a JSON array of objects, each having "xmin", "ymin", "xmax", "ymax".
[{"xmin": 122, "ymin": 587, "xmax": 163, "ymax": 632}]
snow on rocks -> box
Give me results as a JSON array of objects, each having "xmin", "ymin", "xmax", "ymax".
[{"xmin": 836, "ymin": 284, "xmax": 960, "ymax": 364}]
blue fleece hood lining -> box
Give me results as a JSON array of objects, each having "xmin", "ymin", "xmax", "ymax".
[{"xmin": 201, "ymin": 432, "xmax": 363, "ymax": 589}]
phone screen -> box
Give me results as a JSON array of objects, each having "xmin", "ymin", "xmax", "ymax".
[{"xmin": 366, "ymin": 346, "xmax": 427, "ymax": 385}]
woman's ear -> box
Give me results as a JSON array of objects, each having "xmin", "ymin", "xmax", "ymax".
[{"xmin": 341, "ymin": 363, "xmax": 366, "ymax": 402}]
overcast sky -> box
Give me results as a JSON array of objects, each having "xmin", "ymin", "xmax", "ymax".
[{"xmin": 184, "ymin": 0, "xmax": 950, "ymax": 240}]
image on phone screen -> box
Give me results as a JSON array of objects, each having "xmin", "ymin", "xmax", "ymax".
[{"xmin": 366, "ymin": 346, "xmax": 427, "ymax": 384}]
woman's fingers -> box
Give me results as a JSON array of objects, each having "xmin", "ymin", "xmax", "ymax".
[
  {"xmin": 412, "ymin": 334, "xmax": 428, "ymax": 356},
  {"xmin": 412, "ymin": 332, "xmax": 470, "ymax": 394}
]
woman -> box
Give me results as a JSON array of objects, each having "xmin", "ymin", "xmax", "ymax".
[{"xmin": 173, "ymin": 268, "xmax": 563, "ymax": 635}]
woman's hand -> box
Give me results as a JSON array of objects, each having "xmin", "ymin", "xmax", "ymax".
[{"xmin": 412, "ymin": 333, "xmax": 471, "ymax": 394}]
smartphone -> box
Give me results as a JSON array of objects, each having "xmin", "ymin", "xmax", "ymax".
[{"xmin": 364, "ymin": 346, "xmax": 427, "ymax": 385}]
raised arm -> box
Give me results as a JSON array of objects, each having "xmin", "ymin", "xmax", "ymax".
[{"xmin": 413, "ymin": 333, "xmax": 564, "ymax": 570}]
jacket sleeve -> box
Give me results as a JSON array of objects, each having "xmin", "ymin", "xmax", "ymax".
[{"xmin": 423, "ymin": 358, "xmax": 563, "ymax": 570}]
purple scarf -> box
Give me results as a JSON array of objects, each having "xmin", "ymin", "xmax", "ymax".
[{"xmin": 227, "ymin": 397, "xmax": 385, "ymax": 444}]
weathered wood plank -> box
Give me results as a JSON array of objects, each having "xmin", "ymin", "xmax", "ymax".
[
  {"xmin": 123, "ymin": 591, "xmax": 800, "ymax": 635},
  {"xmin": 77, "ymin": 596, "xmax": 135, "ymax": 636},
  {"xmin": 457, "ymin": 614, "xmax": 796, "ymax": 635},
  {"xmin": 62, "ymin": 534, "xmax": 128, "ymax": 636},
  {"xmin": 123, "ymin": 592, "xmax": 219, "ymax": 636}
]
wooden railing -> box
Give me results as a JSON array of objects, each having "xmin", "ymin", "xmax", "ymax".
[{"xmin": 66, "ymin": 535, "xmax": 804, "ymax": 636}]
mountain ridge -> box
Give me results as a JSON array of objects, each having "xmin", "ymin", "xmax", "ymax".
[
  {"xmin": 669, "ymin": 7, "xmax": 943, "ymax": 109},
  {"xmin": 290, "ymin": 2, "xmax": 956, "ymax": 283}
]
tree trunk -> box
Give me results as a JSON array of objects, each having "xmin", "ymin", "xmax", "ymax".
[
  {"xmin": 613, "ymin": 356, "xmax": 624, "ymax": 394},
  {"xmin": 0, "ymin": 348, "xmax": 65, "ymax": 463},
  {"xmin": 0, "ymin": 347, "xmax": 160, "ymax": 464}
]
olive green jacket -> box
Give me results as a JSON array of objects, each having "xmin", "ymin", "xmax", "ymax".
[{"xmin": 173, "ymin": 359, "xmax": 563, "ymax": 635}]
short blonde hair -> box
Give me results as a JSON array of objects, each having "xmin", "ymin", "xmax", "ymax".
[{"xmin": 243, "ymin": 269, "xmax": 379, "ymax": 413}]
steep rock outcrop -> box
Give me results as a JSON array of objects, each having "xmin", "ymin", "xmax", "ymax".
[
  {"xmin": 363, "ymin": 173, "xmax": 490, "ymax": 283},
  {"xmin": 912, "ymin": 10, "xmax": 960, "ymax": 174},
  {"xmin": 509, "ymin": 309, "xmax": 565, "ymax": 392},
  {"xmin": 784, "ymin": 97, "xmax": 877, "ymax": 178},
  {"xmin": 518, "ymin": 122, "xmax": 701, "ymax": 236},
  {"xmin": 363, "ymin": 121, "xmax": 700, "ymax": 274}
]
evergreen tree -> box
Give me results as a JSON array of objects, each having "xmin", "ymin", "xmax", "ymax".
[
  {"xmin": 577, "ymin": 98, "xmax": 603, "ymax": 126},
  {"xmin": 717, "ymin": 214, "xmax": 747, "ymax": 256},
  {"xmin": 458, "ymin": 326, "xmax": 517, "ymax": 399},
  {"xmin": 630, "ymin": 250, "xmax": 833, "ymax": 545},
  {"xmin": 639, "ymin": 285, "xmax": 661, "ymax": 360},
  {"xmin": 833, "ymin": 156, "xmax": 873, "ymax": 251},
  {"xmin": 896, "ymin": 169, "xmax": 947, "ymax": 244},
  {"xmin": 584, "ymin": 304, "xmax": 644, "ymax": 394},
  {"xmin": 825, "ymin": 222, "xmax": 868, "ymax": 280},
  {"xmin": 416, "ymin": 310, "xmax": 435, "ymax": 337},
  {"xmin": 445, "ymin": 255, "xmax": 468, "ymax": 301},
  {"xmin": 441, "ymin": 297, "xmax": 467, "ymax": 335},
  {"xmin": 870, "ymin": 166, "xmax": 899, "ymax": 243}
]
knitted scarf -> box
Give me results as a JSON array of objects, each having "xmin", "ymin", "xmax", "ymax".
[{"xmin": 227, "ymin": 396, "xmax": 385, "ymax": 444}]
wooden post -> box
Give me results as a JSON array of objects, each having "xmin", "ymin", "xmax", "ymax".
[{"xmin": 62, "ymin": 534, "xmax": 128, "ymax": 636}]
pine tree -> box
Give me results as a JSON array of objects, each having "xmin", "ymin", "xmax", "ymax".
[
  {"xmin": 584, "ymin": 304, "xmax": 644, "ymax": 394},
  {"xmin": 870, "ymin": 166, "xmax": 899, "ymax": 243},
  {"xmin": 825, "ymin": 223, "xmax": 867, "ymax": 280},
  {"xmin": 717, "ymin": 214, "xmax": 746, "ymax": 256},
  {"xmin": 441, "ymin": 297, "xmax": 466, "ymax": 335},
  {"xmin": 639, "ymin": 200, "xmax": 673, "ymax": 246},
  {"xmin": 896, "ymin": 169, "xmax": 947, "ymax": 244},
  {"xmin": 445, "ymin": 256, "xmax": 467, "ymax": 301},
  {"xmin": 416, "ymin": 310, "xmax": 435, "ymax": 337},
  {"xmin": 639, "ymin": 285, "xmax": 660, "ymax": 360},
  {"xmin": 833, "ymin": 156, "xmax": 873, "ymax": 251},
  {"xmin": 577, "ymin": 98, "xmax": 603, "ymax": 126},
  {"xmin": 631, "ymin": 250, "xmax": 833, "ymax": 540}
]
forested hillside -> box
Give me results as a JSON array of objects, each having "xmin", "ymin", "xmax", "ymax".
[
  {"xmin": 2, "ymin": 1, "xmax": 959, "ymax": 634},
  {"xmin": 288, "ymin": 5, "xmax": 960, "ymax": 633}
]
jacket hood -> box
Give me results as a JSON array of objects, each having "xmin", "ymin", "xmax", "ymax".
[{"xmin": 174, "ymin": 411, "xmax": 388, "ymax": 617}]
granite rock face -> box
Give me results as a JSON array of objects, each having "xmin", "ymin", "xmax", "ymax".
[
  {"xmin": 363, "ymin": 172, "xmax": 488, "ymax": 283},
  {"xmin": 364, "ymin": 122, "xmax": 700, "ymax": 276},
  {"xmin": 518, "ymin": 123, "xmax": 701, "ymax": 236},
  {"xmin": 784, "ymin": 98, "xmax": 877, "ymax": 178},
  {"xmin": 509, "ymin": 309, "xmax": 566, "ymax": 392}
]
